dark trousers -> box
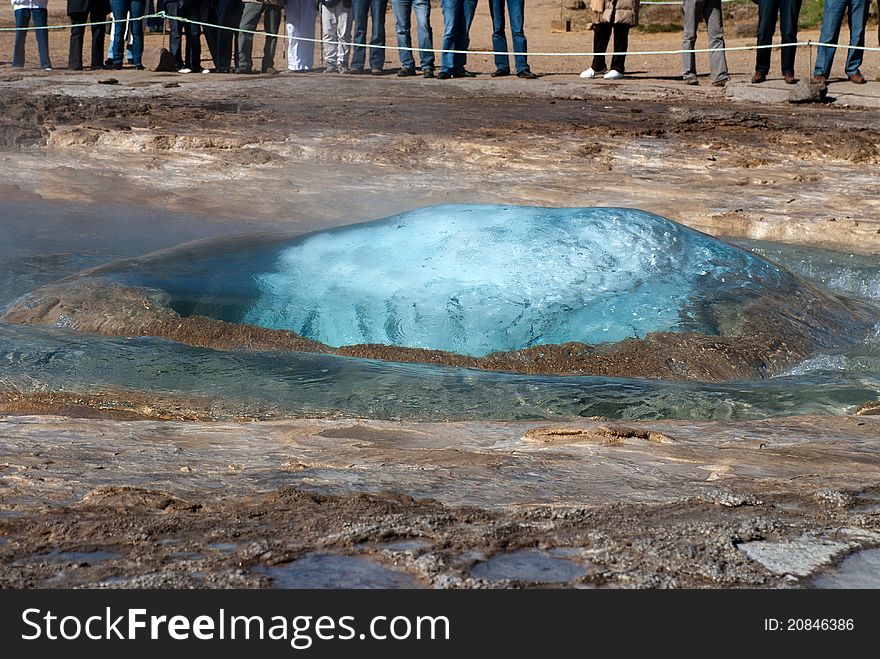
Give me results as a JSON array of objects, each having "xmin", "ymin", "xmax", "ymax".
[
  {"xmin": 165, "ymin": 0, "xmax": 184, "ymax": 67},
  {"xmin": 205, "ymin": 0, "xmax": 242, "ymax": 70},
  {"xmin": 179, "ymin": 0, "xmax": 206, "ymax": 70},
  {"xmin": 237, "ymin": 2, "xmax": 281, "ymax": 72},
  {"xmin": 68, "ymin": 8, "xmax": 108, "ymax": 69},
  {"xmin": 590, "ymin": 23, "xmax": 628, "ymax": 74},
  {"xmin": 755, "ymin": 0, "xmax": 802, "ymax": 74}
]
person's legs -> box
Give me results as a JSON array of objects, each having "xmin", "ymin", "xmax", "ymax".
[
  {"xmin": 31, "ymin": 9, "xmax": 50, "ymax": 68},
  {"xmin": 322, "ymin": 4, "xmax": 338, "ymax": 66},
  {"xmin": 338, "ymin": 4, "xmax": 352, "ymax": 67},
  {"xmin": 681, "ymin": 0, "xmax": 701, "ymax": 77},
  {"xmin": 350, "ymin": 0, "xmax": 368, "ymax": 69},
  {"xmin": 412, "ymin": 0, "xmax": 432, "ymax": 70},
  {"xmin": 213, "ymin": 0, "xmax": 232, "ymax": 70},
  {"xmin": 89, "ymin": 7, "xmax": 108, "ymax": 68},
  {"xmin": 368, "ymin": 0, "xmax": 387, "ymax": 70},
  {"xmin": 754, "ymin": 0, "xmax": 779, "ymax": 74},
  {"xmin": 229, "ymin": 0, "xmax": 243, "ymax": 69},
  {"xmin": 778, "ymin": 0, "xmax": 801, "ymax": 75},
  {"xmin": 177, "ymin": 0, "xmax": 200, "ymax": 69},
  {"xmin": 609, "ymin": 23, "xmax": 628, "ymax": 73},
  {"xmin": 69, "ymin": 11, "xmax": 88, "ymax": 69},
  {"xmin": 165, "ymin": 0, "xmax": 184, "ymax": 68},
  {"xmin": 109, "ymin": 0, "xmax": 129, "ymax": 65},
  {"xmin": 813, "ymin": 0, "xmax": 846, "ymax": 76},
  {"xmin": 287, "ymin": 0, "xmax": 317, "ymax": 70},
  {"xmin": 461, "ymin": 0, "xmax": 476, "ymax": 69},
  {"xmin": 589, "ymin": 23, "xmax": 611, "ymax": 72},
  {"xmin": 261, "ymin": 5, "xmax": 281, "ymax": 70},
  {"xmin": 439, "ymin": 0, "xmax": 463, "ymax": 74},
  {"xmin": 12, "ymin": 9, "xmax": 30, "ymax": 68},
  {"xmin": 844, "ymin": 0, "xmax": 869, "ymax": 75},
  {"xmin": 507, "ymin": 0, "xmax": 528, "ymax": 73},
  {"xmin": 237, "ymin": 1, "xmax": 261, "ymax": 71},
  {"xmin": 392, "ymin": 0, "xmax": 416, "ymax": 70},
  {"xmin": 128, "ymin": 0, "xmax": 145, "ymax": 66},
  {"xmin": 704, "ymin": 0, "xmax": 728, "ymax": 81},
  {"xmin": 489, "ymin": 0, "xmax": 509, "ymax": 72}
]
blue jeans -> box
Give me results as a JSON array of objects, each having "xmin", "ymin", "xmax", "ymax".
[
  {"xmin": 351, "ymin": 0, "xmax": 388, "ymax": 70},
  {"xmin": 12, "ymin": 8, "xmax": 51, "ymax": 68},
  {"xmin": 110, "ymin": 0, "xmax": 146, "ymax": 66},
  {"xmin": 813, "ymin": 0, "xmax": 870, "ymax": 76},
  {"xmin": 489, "ymin": 0, "xmax": 528, "ymax": 73},
  {"xmin": 755, "ymin": 0, "xmax": 802, "ymax": 74},
  {"xmin": 392, "ymin": 0, "xmax": 434, "ymax": 70},
  {"xmin": 440, "ymin": 0, "xmax": 477, "ymax": 74}
]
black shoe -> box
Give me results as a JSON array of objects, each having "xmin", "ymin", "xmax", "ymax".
[
  {"xmin": 452, "ymin": 69, "xmax": 477, "ymax": 78},
  {"xmin": 104, "ymin": 57, "xmax": 113, "ymax": 67},
  {"xmin": 422, "ymin": 68, "xmax": 434, "ymax": 78},
  {"xmin": 134, "ymin": 64, "xmax": 145, "ymax": 71},
  {"xmin": 68, "ymin": 65, "xmax": 83, "ymax": 71},
  {"xmin": 491, "ymin": 68, "xmax": 510, "ymax": 77},
  {"xmin": 517, "ymin": 70, "xmax": 538, "ymax": 79},
  {"xmin": 235, "ymin": 67, "xmax": 254, "ymax": 74},
  {"xmin": 437, "ymin": 70, "xmax": 451, "ymax": 80},
  {"xmin": 112, "ymin": 62, "xmax": 123, "ymax": 70},
  {"xmin": 370, "ymin": 68, "xmax": 383, "ymax": 75},
  {"xmin": 397, "ymin": 67, "xmax": 416, "ymax": 77},
  {"xmin": 344, "ymin": 67, "xmax": 363, "ymax": 74}
]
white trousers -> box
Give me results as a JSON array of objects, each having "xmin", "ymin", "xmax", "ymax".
[
  {"xmin": 321, "ymin": 4, "xmax": 352, "ymax": 68},
  {"xmin": 286, "ymin": 0, "xmax": 318, "ymax": 70}
]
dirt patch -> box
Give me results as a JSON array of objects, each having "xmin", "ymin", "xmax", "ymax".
[{"xmin": 523, "ymin": 424, "xmax": 675, "ymax": 445}]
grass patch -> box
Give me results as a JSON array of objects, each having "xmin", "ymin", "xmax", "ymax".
[
  {"xmin": 637, "ymin": 22, "xmax": 684, "ymax": 34},
  {"xmin": 798, "ymin": 0, "xmax": 826, "ymax": 30}
]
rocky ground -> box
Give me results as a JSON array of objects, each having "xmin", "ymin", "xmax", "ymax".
[
  {"xmin": 1, "ymin": 8, "xmax": 880, "ymax": 588},
  {"xmin": 1, "ymin": 415, "xmax": 879, "ymax": 588}
]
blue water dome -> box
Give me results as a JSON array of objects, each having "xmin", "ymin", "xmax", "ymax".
[{"xmin": 241, "ymin": 205, "xmax": 783, "ymax": 357}]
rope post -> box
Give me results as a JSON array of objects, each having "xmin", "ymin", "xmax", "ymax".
[{"xmin": 808, "ymin": 40, "xmax": 812, "ymax": 82}]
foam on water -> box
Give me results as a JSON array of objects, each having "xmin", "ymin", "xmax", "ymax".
[{"xmin": 242, "ymin": 206, "xmax": 784, "ymax": 356}]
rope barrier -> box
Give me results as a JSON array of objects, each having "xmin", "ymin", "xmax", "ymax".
[{"xmin": 3, "ymin": 11, "xmax": 880, "ymax": 59}]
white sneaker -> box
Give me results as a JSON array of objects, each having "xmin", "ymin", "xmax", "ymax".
[
  {"xmin": 177, "ymin": 68, "xmax": 192, "ymax": 74},
  {"xmin": 579, "ymin": 67, "xmax": 598, "ymax": 79},
  {"xmin": 201, "ymin": 68, "xmax": 211, "ymax": 74},
  {"xmin": 603, "ymin": 70, "xmax": 623, "ymax": 80}
]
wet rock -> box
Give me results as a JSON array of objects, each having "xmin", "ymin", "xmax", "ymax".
[
  {"xmin": 789, "ymin": 80, "xmax": 828, "ymax": 104},
  {"xmin": 97, "ymin": 78, "xmax": 119, "ymax": 85},
  {"xmin": 738, "ymin": 537, "xmax": 852, "ymax": 577},
  {"xmin": 855, "ymin": 399, "xmax": 880, "ymax": 415}
]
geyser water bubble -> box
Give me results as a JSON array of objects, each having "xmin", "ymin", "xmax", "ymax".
[{"xmin": 242, "ymin": 205, "xmax": 784, "ymax": 356}]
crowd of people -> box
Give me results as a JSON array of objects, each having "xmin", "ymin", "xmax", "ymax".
[{"xmin": 7, "ymin": 0, "xmax": 878, "ymax": 85}]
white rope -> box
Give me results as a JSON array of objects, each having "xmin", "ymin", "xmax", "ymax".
[{"xmin": 4, "ymin": 12, "xmax": 879, "ymax": 58}]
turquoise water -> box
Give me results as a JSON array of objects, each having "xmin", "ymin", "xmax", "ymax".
[
  {"xmin": 1, "ymin": 202, "xmax": 879, "ymax": 422},
  {"xmin": 240, "ymin": 206, "xmax": 786, "ymax": 354}
]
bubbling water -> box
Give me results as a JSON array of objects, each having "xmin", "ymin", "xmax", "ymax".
[{"xmin": 241, "ymin": 205, "xmax": 785, "ymax": 356}]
